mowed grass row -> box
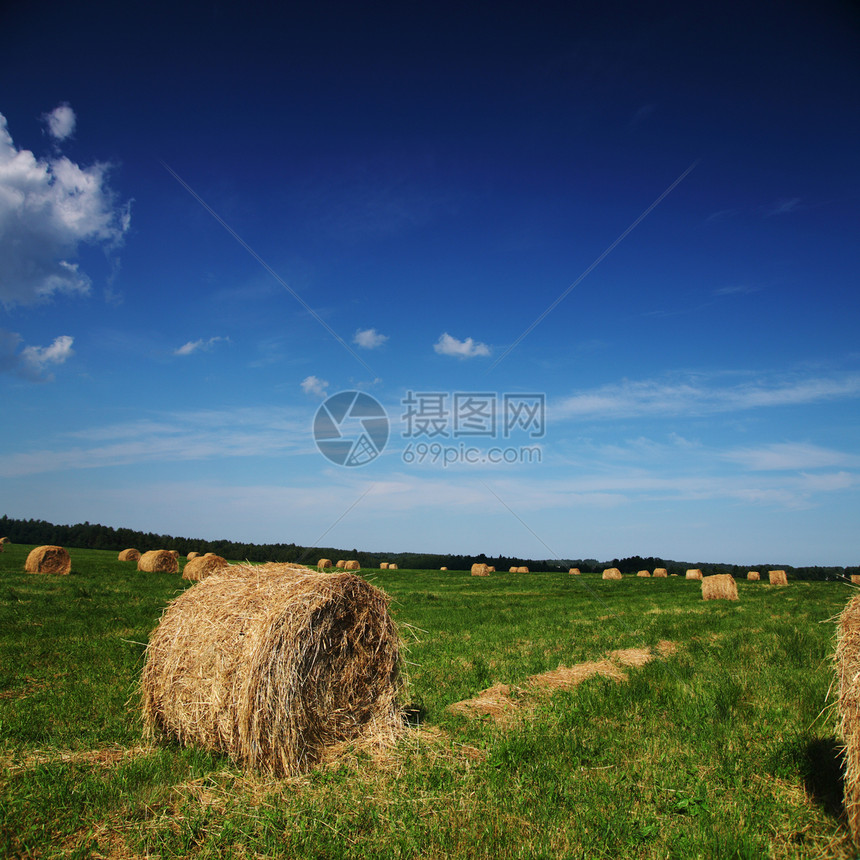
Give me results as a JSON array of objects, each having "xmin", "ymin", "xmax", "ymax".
[{"xmin": 0, "ymin": 544, "xmax": 854, "ymax": 858}]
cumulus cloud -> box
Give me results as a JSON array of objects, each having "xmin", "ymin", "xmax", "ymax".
[
  {"xmin": 433, "ymin": 332, "xmax": 491, "ymax": 359},
  {"xmin": 0, "ymin": 109, "xmax": 131, "ymax": 308},
  {"xmin": 0, "ymin": 331, "xmax": 74, "ymax": 382},
  {"xmin": 301, "ymin": 375, "xmax": 329, "ymax": 397},
  {"xmin": 174, "ymin": 336, "xmax": 228, "ymax": 356},
  {"xmin": 353, "ymin": 328, "xmax": 388, "ymax": 349},
  {"xmin": 42, "ymin": 104, "xmax": 76, "ymax": 141}
]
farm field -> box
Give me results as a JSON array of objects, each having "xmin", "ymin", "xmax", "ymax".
[{"xmin": 0, "ymin": 544, "xmax": 854, "ymax": 858}]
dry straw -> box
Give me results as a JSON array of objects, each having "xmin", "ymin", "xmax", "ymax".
[
  {"xmin": 653, "ymin": 568, "xmax": 668, "ymax": 577},
  {"xmin": 517, "ymin": 566, "xmax": 529, "ymax": 573},
  {"xmin": 388, "ymin": 564, "xmax": 398, "ymax": 570},
  {"xmin": 852, "ymin": 575, "xmax": 860, "ymax": 585},
  {"xmin": 487, "ymin": 566, "xmax": 496, "ymax": 573},
  {"xmin": 187, "ymin": 552, "xmax": 200, "ymax": 560},
  {"xmin": 769, "ymin": 570, "xmax": 788, "ymax": 585},
  {"xmin": 702, "ymin": 573, "xmax": 739, "ymax": 601},
  {"xmin": 637, "ymin": 570, "xmax": 651, "ymax": 578},
  {"xmin": 0, "ymin": 536, "xmax": 9, "ymax": 544},
  {"xmin": 440, "ymin": 567, "xmax": 448, "ymax": 571},
  {"xmin": 509, "ymin": 566, "xmax": 518, "ymax": 572},
  {"xmin": 836, "ymin": 593, "xmax": 860, "ymax": 844},
  {"xmin": 170, "ymin": 550, "xmax": 180, "ymax": 559},
  {"xmin": 569, "ymin": 568, "xmax": 580, "ymax": 575},
  {"xmin": 344, "ymin": 560, "xmax": 360, "ymax": 571},
  {"xmin": 25, "ymin": 545, "xmax": 71, "ymax": 575},
  {"xmin": 141, "ymin": 565, "xmax": 402, "ymax": 776},
  {"xmin": 183, "ymin": 554, "xmax": 228, "ymax": 582},
  {"xmin": 380, "ymin": 563, "xmax": 389, "ymax": 569},
  {"xmin": 138, "ymin": 550, "xmax": 179, "ymax": 574},
  {"xmin": 602, "ymin": 568, "xmax": 622, "ymax": 580},
  {"xmin": 471, "ymin": 563, "xmax": 491, "ymax": 577},
  {"xmin": 118, "ymin": 548, "xmax": 140, "ymax": 562},
  {"xmin": 747, "ymin": 571, "xmax": 760, "ymax": 581},
  {"xmin": 336, "ymin": 560, "xmax": 346, "ymax": 569},
  {"xmin": 685, "ymin": 569, "xmax": 703, "ymax": 580},
  {"xmin": 317, "ymin": 559, "xmax": 332, "ymax": 571}
]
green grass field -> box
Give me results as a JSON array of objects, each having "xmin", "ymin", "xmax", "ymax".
[{"xmin": 0, "ymin": 544, "xmax": 855, "ymax": 858}]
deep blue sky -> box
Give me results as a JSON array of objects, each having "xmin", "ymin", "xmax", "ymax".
[{"xmin": 1, "ymin": 0, "xmax": 859, "ymax": 564}]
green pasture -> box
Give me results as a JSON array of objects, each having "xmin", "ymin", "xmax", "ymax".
[{"xmin": 0, "ymin": 544, "xmax": 854, "ymax": 858}]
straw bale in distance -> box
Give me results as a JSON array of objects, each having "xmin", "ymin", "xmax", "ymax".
[
  {"xmin": 388, "ymin": 564, "xmax": 398, "ymax": 570},
  {"xmin": 769, "ymin": 569, "xmax": 788, "ymax": 585},
  {"xmin": 187, "ymin": 551, "xmax": 200, "ymax": 560},
  {"xmin": 380, "ymin": 563, "xmax": 389, "ymax": 569},
  {"xmin": 138, "ymin": 550, "xmax": 179, "ymax": 574},
  {"xmin": 602, "ymin": 568, "xmax": 622, "ymax": 580},
  {"xmin": 516, "ymin": 566, "xmax": 528, "ymax": 573},
  {"xmin": 471, "ymin": 563, "xmax": 491, "ymax": 576},
  {"xmin": 569, "ymin": 568, "xmax": 580, "ymax": 575},
  {"xmin": 836, "ymin": 593, "xmax": 860, "ymax": 844},
  {"xmin": 141, "ymin": 565, "xmax": 402, "ymax": 776},
  {"xmin": 336, "ymin": 560, "xmax": 346, "ymax": 569},
  {"xmin": 118, "ymin": 548, "xmax": 140, "ymax": 562},
  {"xmin": 25, "ymin": 545, "xmax": 71, "ymax": 575},
  {"xmin": 653, "ymin": 568, "xmax": 667, "ymax": 577},
  {"xmin": 637, "ymin": 570, "xmax": 651, "ymax": 577},
  {"xmin": 486, "ymin": 566, "xmax": 496, "ymax": 573},
  {"xmin": 317, "ymin": 559, "xmax": 332, "ymax": 571},
  {"xmin": 0, "ymin": 536, "xmax": 9, "ymax": 544},
  {"xmin": 440, "ymin": 567, "xmax": 448, "ymax": 571},
  {"xmin": 509, "ymin": 566, "xmax": 518, "ymax": 572},
  {"xmin": 852, "ymin": 575, "xmax": 860, "ymax": 585},
  {"xmin": 183, "ymin": 554, "xmax": 228, "ymax": 582},
  {"xmin": 747, "ymin": 571, "xmax": 760, "ymax": 581},
  {"xmin": 702, "ymin": 574, "xmax": 739, "ymax": 601},
  {"xmin": 685, "ymin": 569, "xmax": 703, "ymax": 580},
  {"xmin": 344, "ymin": 560, "xmax": 360, "ymax": 571}
]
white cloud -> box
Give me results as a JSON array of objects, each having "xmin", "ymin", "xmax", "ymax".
[
  {"xmin": 301, "ymin": 375, "xmax": 329, "ymax": 398},
  {"xmin": 174, "ymin": 336, "xmax": 228, "ymax": 356},
  {"xmin": 433, "ymin": 332, "xmax": 491, "ymax": 359},
  {"xmin": 0, "ymin": 330, "xmax": 74, "ymax": 382},
  {"xmin": 0, "ymin": 109, "xmax": 131, "ymax": 308},
  {"xmin": 42, "ymin": 104, "xmax": 76, "ymax": 141},
  {"xmin": 721, "ymin": 442, "xmax": 860, "ymax": 472},
  {"xmin": 353, "ymin": 328, "xmax": 388, "ymax": 349}
]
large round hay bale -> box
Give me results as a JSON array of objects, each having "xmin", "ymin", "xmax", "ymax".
[
  {"xmin": 837, "ymin": 593, "xmax": 860, "ymax": 844},
  {"xmin": 25, "ymin": 545, "xmax": 71, "ymax": 575},
  {"xmin": 187, "ymin": 551, "xmax": 200, "ymax": 560},
  {"xmin": 336, "ymin": 560, "xmax": 346, "ymax": 569},
  {"xmin": 203, "ymin": 552, "xmax": 216, "ymax": 558},
  {"xmin": 380, "ymin": 562, "xmax": 389, "ymax": 569},
  {"xmin": 852, "ymin": 575, "xmax": 860, "ymax": 585},
  {"xmin": 602, "ymin": 568, "xmax": 622, "ymax": 580},
  {"xmin": 138, "ymin": 550, "xmax": 179, "ymax": 574},
  {"xmin": 344, "ymin": 560, "xmax": 360, "ymax": 571},
  {"xmin": 653, "ymin": 568, "xmax": 668, "ymax": 577},
  {"xmin": 637, "ymin": 570, "xmax": 651, "ymax": 578},
  {"xmin": 471, "ymin": 563, "xmax": 490, "ymax": 576},
  {"xmin": 516, "ymin": 566, "xmax": 528, "ymax": 574},
  {"xmin": 318, "ymin": 559, "xmax": 333, "ymax": 571},
  {"xmin": 747, "ymin": 571, "xmax": 760, "ymax": 581},
  {"xmin": 486, "ymin": 566, "xmax": 496, "ymax": 573},
  {"xmin": 169, "ymin": 550, "xmax": 180, "ymax": 559},
  {"xmin": 569, "ymin": 568, "xmax": 580, "ymax": 575},
  {"xmin": 440, "ymin": 567, "xmax": 448, "ymax": 571},
  {"xmin": 183, "ymin": 554, "xmax": 228, "ymax": 582},
  {"xmin": 118, "ymin": 548, "xmax": 140, "ymax": 562},
  {"xmin": 702, "ymin": 574, "xmax": 739, "ymax": 601},
  {"xmin": 769, "ymin": 570, "xmax": 788, "ymax": 585},
  {"xmin": 685, "ymin": 569, "xmax": 703, "ymax": 580},
  {"xmin": 141, "ymin": 565, "xmax": 402, "ymax": 776},
  {"xmin": 0, "ymin": 537, "xmax": 10, "ymax": 545},
  {"xmin": 388, "ymin": 563, "xmax": 398, "ymax": 570}
]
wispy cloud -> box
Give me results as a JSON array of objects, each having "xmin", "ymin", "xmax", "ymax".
[
  {"xmin": 353, "ymin": 328, "xmax": 388, "ymax": 349},
  {"xmin": 300, "ymin": 375, "xmax": 329, "ymax": 397},
  {"xmin": 721, "ymin": 442, "xmax": 860, "ymax": 471},
  {"xmin": 434, "ymin": 332, "xmax": 491, "ymax": 359},
  {"xmin": 762, "ymin": 197, "xmax": 802, "ymax": 217},
  {"xmin": 174, "ymin": 336, "xmax": 228, "ymax": 356}
]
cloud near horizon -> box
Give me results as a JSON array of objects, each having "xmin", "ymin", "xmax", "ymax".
[
  {"xmin": 433, "ymin": 332, "xmax": 491, "ymax": 358},
  {"xmin": 353, "ymin": 328, "xmax": 388, "ymax": 349},
  {"xmin": 0, "ymin": 108, "xmax": 131, "ymax": 308}
]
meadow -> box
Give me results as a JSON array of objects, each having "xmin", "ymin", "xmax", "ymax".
[{"xmin": 0, "ymin": 544, "xmax": 854, "ymax": 858}]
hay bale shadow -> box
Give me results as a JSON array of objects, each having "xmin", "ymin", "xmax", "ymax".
[{"xmin": 803, "ymin": 737, "xmax": 845, "ymax": 820}]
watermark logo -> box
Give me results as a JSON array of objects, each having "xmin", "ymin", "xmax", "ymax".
[{"xmin": 313, "ymin": 391, "xmax": 389, "ymax": 467}]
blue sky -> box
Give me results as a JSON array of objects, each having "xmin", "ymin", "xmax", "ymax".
[{"xmin": 1, "ymin": 0, "xmax": 859, "ymax": 565}]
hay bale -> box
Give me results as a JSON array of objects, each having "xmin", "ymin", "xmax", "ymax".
[
  {"xmin": 388, "ymin": 564, "xmax": 398, "ymax": 570},
  {"xmin": 852, "ymin": 575, "xmax": 860, "ymax": 585},
  {"xmin": 169, "ymin": 550, "xmax": 180, "ymax": 559},
  {"xmin": 318, "ymin": 559, "xmax": 333, "ymax": 571},
  {"xmin": 118, "ymin": 548, "xmax": 140, "ymax": 562},
  {"xmin": 836, "ymin": 593, "xmax": 860, "ymax": 844},
  {"xmin": 183, "ymin": 554, "xmax": 228, "ymax": 582},
  {"xmin": 702, "ymin": 574, "xmax": 739, "ymax": 601},
  {"xmin": 138, "ymin": 550, "xmax": 179, "ymax": 574},
  {"xmin": 769, "ymin": 570, "xmax": 788, "ymax": 585},
  {"xmin": 685, "ymin": 569, "xmax": 703, "ymax": 580},
  {"xmin": 203, "ymin": 552, "xmax": 216, "ymax": 557},
  {"xmin": 187, "ymin": 552, "xmax": 200, "ymax": 560},
  {"xmin": 486, "ymin": 566, "xmax": 496, "ymax": 573},
  {"xmin": 343, "ymin": 560, "xmax": 360, "ymax": 571},
  {"xmin": 653, "ymin": 568, "xmax": 667, "ymax": 577},
  {"xmin": 336, "ymin": 560, "xmax": 346, "ymax": 569},
  {"xmin": 440, "ymin": 567, "xmax": 448, "ymax": 571},
  {"xmin": 25, "ymin": 545, "xmax": 71, "ymax": 575},
  {"xmin": 747, "ymin": 571, "xmax": 760, "ymax": 581},
  {"xmin": 380, "ymin": 562, "xmax": 389, "ymax": 569},
  {"xmin": 637, "ymin": 570, "xmax": 651, "ymax": 578},
  {"xmin": 569, "ymin": 568, "xmax": 580, "ymax": 575},
  {"xmin": 509, "ymin": 566, "xmax": 518, "ymax": 573},
  {"xmin": 471, "ymin": 563, "xmax": 491, "ymax": 576},
  {"xmin": 602, "ymin": 568, "xmax": 622, "ymax": 580},
  {"xmin": 141, "ymin": 565, "xmax": 402, "ymax": 776},
  {"xmin": 0, "ymin": 537, "xmax": 10, "ymax": 545},
  {"xmin": 517, "ymin": 566, "xmax": 529, "ymax": 573},
  {"xmin": 670, "ymin": 573, "xmax": 679, "ymax": 576}
]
